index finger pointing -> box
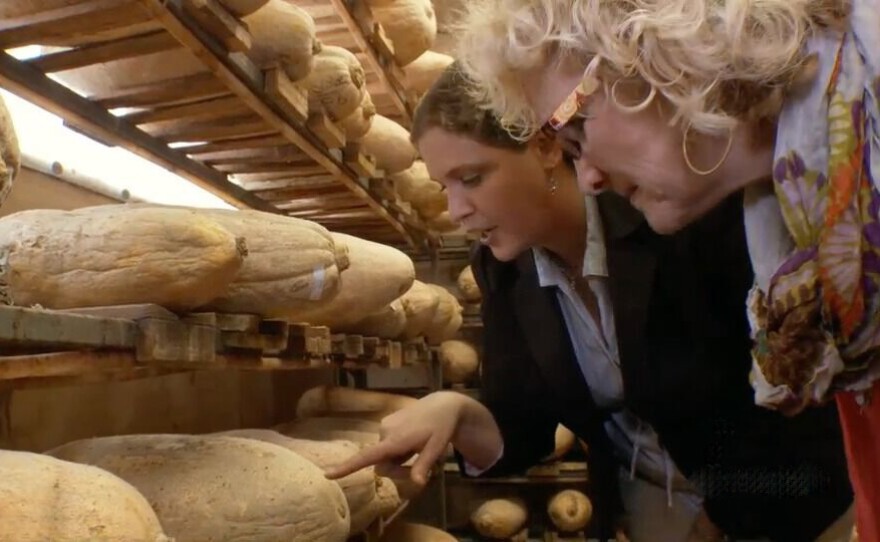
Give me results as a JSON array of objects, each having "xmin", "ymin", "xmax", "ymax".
[{"xmin": 324, "ymin": 441, "xmax": 399, "ymax": 480}]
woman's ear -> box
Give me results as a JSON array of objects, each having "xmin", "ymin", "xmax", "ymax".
[{"xmin": 529, "ymin": 130, "xmax": 564, "ymax": 170}]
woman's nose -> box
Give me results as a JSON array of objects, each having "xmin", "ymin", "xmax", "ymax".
[
  {"xmin": 574, "ymin": 158, "xmax": 607, "ymax": 195},
  {"xmin": 446, "ymin": 188, "xmax": 475, "ymax": 223}
]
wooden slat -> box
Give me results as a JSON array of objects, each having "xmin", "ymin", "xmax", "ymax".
[
  {"xmin": 183, "ymin": 134, "xmax": 288, "ymax": 156},
  {"xmin": 0, "ymin": 52, "xmax": 274, "ymax": 211},
  {"xmin": 123, "ymin": 95, "xmax": 248, "ymax": 124},
  {"xmin": 182, "ymin": 0, "xmax": 251, "ymax": 52},
  {"xmin": 145, "ymin": 115, "xmax": 271, "ymax": 142},
  {"xmin": 0, "ymin": 0, "xmax": 151, "ymax": 48},
  {"xmin": 94, "ymin": 72, "xmax": 229, "ymax": 108},
  {"xmin": 141, "ymin": 0, "xmax": 416, "ymax": 246},
  {"xmin": 327, "ymin": 0, "xmax": 412, "ymax": 124},
  {"xmin": 0, "ymin": 351, "xmax": 135, "ymax": 381},
  {"xmin": 212, "ymin": 160, "xmax": 316, "ymax": 174},
  {"xmin": 195, "ymin": 144, "xmax": 307, "ymax": 163},
  {"xmin": 29, "ymin": 31, "xmax": 180, "ymax": 73},
  {"xmin": 276, "ymin": 197, "xmax": 366, "ymax": 212},
  {"xmin": 0, "ymin": 305, "xmax": 136, "ymax": 351}
]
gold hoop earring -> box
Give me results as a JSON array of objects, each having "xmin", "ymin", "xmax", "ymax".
[
  {"xmin": 610, "ymin": 78, "xmax": 657, "ymax": 114},
  {"xmin": 682, "ymin": 124, "xmax": 734, "ymax": 176}
]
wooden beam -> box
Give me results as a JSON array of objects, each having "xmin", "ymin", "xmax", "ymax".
[
  {"xmin": 327, "ymin": 0, "xmax": 412, "ymax": 124},
  {"xmin": 140, "ymin": 0, "xmax": 415, "ymax": 247},
  {"xmin": 0, "ymin": 305, "xmax": 136, "ymax": 351},
  {"xmin": 182, "ymin": 134, "xmax": 287, "ymax": 156},
  {"xmin": 182, "ymin": 0, "xmax": 251, "ymax": 53},
  {"xmin": 144, "ymin": 115, "xmax": 270, "ymax": 142},
  {"xmin": 122, "ymin": 95, "xmax": 247, "ymax": 125},
  {"xmin": 0, "ymin": 51, "xmax": 275, "ymax": 211},
  {"xmin": 94, "ymin": 71, "xmax": 229, "ymax": 108},
  {"xmin": 0, "ymin": 351, "xmax": 136, "ymax": 381},
  {"xmin": 237, "ymin": 176, "xmax": 339, "ymax": 192},
  {"xmin": 0, "ymin": 0, "xmax": 150, "ymax": 49},
  {"xmin": 29, "ymin": 31, "xmax": 180, "ymax": 73},
  {"xmin": 195, "ymin": 144, "xmax": 307, "ymax": 163}
]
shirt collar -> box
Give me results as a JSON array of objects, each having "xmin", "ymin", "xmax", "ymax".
[{"xmin": 534, "ymin": 195, "xmax": 609, "ymax": 288}]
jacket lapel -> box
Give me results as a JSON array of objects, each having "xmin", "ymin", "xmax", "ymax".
[
  {"xmin": 598, "ymin": 193, "xmax": 659, "ymax": 394},
  {"xmin": 512, "ymin": 254, "xmax": 601, "ymax": 419}
]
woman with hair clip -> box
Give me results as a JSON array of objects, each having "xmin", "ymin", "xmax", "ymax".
[
  {"xmin": 450, "ymin": 0, "xmax": 879, "ymax": 539},
  {"xmin": 326, "ymin": 63, "xmax": 854, "ymax": 542}
]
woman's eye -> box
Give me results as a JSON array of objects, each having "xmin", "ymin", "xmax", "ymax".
[{"xmin": 460, "ymin": 174, "xmax": 482, "ymax": 186}]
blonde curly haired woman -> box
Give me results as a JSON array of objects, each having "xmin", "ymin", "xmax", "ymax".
[{"xmin": 454, "ymin": 0, "xmax": 879, "ymax": 539}]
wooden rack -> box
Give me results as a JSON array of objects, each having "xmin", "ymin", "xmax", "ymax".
[
  {"xmin": 0, "ymin": 0, "xmax": 441, "ymax": 250},
  {"xmin": 0, "ymin": 303, "xmax": 436, "ymax": 388}
]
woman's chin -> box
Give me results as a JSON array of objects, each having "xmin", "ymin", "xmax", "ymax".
[
  {"xmin": 487, "ymin": 240, "xmax": 525, "ymax": 262},
  {"xmin": 644, "ymin": 208, "xmax": 691, "ymax": 235}
]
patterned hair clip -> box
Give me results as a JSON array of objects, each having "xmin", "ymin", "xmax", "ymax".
[{"xmin": 545, "ymin": 72, "xmax": 600, "ymax": 132}]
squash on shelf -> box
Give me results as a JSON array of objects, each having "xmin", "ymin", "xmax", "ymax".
[
  {"xmin": 457, "ymin": 265, "xmax": 481, "ymax": 303},
  {"xmin": 296, "ymin": 385, "xmax": 417, "ymax": 421},
  {"xmin": 361, "ymin": 115, "xmax": 417, "ymax": 175},
  {"xmin": 243, "ymin": 0, "xmax": 321, "ymax": 82},
  {"xmin": 213, "ymin": 429, "xmax": 381, "ymax": 534},
  {"xmin": 0, "ymin": 450, "xmax": 170, "ymax": 542},
  {"xmin": 425, "ymin": 285, "xmax": 463, "ymax": 345},
  {"xmin": 0, "ymin": 205, "xmax": 246, "ymax": 310},
  {"xmin": 48, "ymin": 434, "xmax": 350, "ymax": 542},
  {"xmin": 286, "ymin": 233, "xmax": 415, "ymax": 329},
  {"xmin": 426, "ymin": 211, "xmax": 460, "ymax": 233},
  {"xmin": 340, "ymin": 298, "xmax": 407, "ymax": 339},
  {"xmin": 371, "ymin": 0, "xmax": 437, "ymax": 66},
  {"xmin": 400, "ymin": 280, "xmax": 441, "ymax": 339},
  {"xmin": 0, "ymin": 94, "xmax": 20, "ymax": 208},
  {"xmin": 404, "ymin": 50, "xmax": 454, "ymax": 96},
  {"xmin": 470, "ymin": 498, "xmax": 528, "ymax": 539},
  {"xmin": 543, "ymin": 425, "xmax": 576, "ymax": 463},
  {"xmin": 193, "ymin": 208, "xmax": 349, "ymax": 316},
  {"xmin": 337, "ymin": 91, "xmax": 377, "ymax": 141},
  {"xmin": 275, "ymin": 416, "xmax": 381, "ymax": 447},
  {"xmin": 439, "ymin": 339, "xmax": 479, "ymax": 385},
  {"xmin": 306, "ymin": 46, "xmax": 366, "ymax": 121},
  {"xmin": 547, "ymin": 489, "xmax": 593, "ymax": 532},
  {"xmin": 383, "ymin": 522, "xmax": 458, "ymax": 542}
]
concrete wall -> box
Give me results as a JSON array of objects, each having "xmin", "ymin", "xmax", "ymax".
[{"xmin": 0, "ymin": 171, "xmax": 333, "ymax": 451}]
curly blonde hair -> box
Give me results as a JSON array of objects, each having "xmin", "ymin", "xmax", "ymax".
[{"xmin": 455, "ymin": 0, "xmax": 850, "ymax": 138}]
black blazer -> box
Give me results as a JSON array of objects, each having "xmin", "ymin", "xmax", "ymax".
[{"xmin": 467, "ymin": 192, "xmax": 853, "ymax": 541}]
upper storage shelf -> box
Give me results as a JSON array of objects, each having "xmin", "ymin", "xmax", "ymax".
[{"xmin": 0, "ymin": 0, "xmax": 447, "ymax": 249}]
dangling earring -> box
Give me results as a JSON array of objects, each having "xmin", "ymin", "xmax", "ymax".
[
  {"xmin": 682, "ymin": 124, "xmax": 734, "ymax": 176},
  {"xmin": 548, "ymin": 174, "xmax": 559, "ymax": 194}
]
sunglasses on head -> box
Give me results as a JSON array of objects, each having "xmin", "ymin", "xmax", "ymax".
[{"xmin": 540, "ymin": 68, "xmax": 602, "ymax": 137}]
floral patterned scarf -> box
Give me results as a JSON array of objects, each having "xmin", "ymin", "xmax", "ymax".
[{"xmin": 747, "ymin": 0, "xmax": 880, "ymax": 413}]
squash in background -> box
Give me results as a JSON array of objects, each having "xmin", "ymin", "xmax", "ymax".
[
  {"xmin": 371, "ymin": 0, "xmax": 437, "ymax": 66},
  {"xmin": 470, "ymin": 498, "xmax": 528, "ymax": 539},
  {"xmin": 296, "ymin": 385, "xmax": 417, "ymax": 421},
  {"xmin": 243, "ymin": 0, "xmax": 321, "ymax": 82},
  {"xmin": 400, "ymin": 280, "xmax": 441, "ymax": 339},
  {"xmin": 306, "ymin": 46, "xmax": 367, "ymax": 121},
  {"xmin": 361, "ymin": 116, "xmax": 417, "ymax": 175},
  {"xmin": 457, "ymin": 265, "xmax": 481, "ymax": 302},
  {"xmin": 547, "ymin": 490, "xmax": 593, "ymax": 532},
  {"xmin": 404, "ymin": 51, "xmax": 454, "ymax": 96},
  {"xmin": 287, "ymin": 233, "xmax": 415, "ymax": 329},
  {"xmin": 0, "ymin": 94, "xmax": 20, "ymax": 208},
  {"xmin": 338, "ymin": 92, "xmax": 377, "ymax": 141},
  {"xmin": 439, "ymin": 340, "xmax": 479, "ymax": 385},
  {"xmin": 341, "ymin": 298, "xmax": 408, "ymax": 339}
]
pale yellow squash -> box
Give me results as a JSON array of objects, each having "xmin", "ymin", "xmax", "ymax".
[
  {"xmin": 439, "ymin": 339, "xmax": 480, "ymax": 384},
  {"xmin": 307, "ymin": 46, "xmax": 366, "ymax": 120},
  {"xmin": 361, "ymin": 116, "xmax": 417, "ymax": 175},
  {"xmin": 0, "ymin": 94, "xmax": 20, "ymax": 208},
  {"xmin": 0, "ymin": 450, "xmax": 170, "ymax": 542},
  {"xmin": 243, "ymin": 0, "xmax": 321, "ymax": 82},
  {"xmin": 400, "ymin": 280, "xmax": 441, "ymax": 339},
  {"xmin": 371, "ymin": 0, "xmax": 437, "ymax": 66},
  {"xmin": 457, "ymin": 265, "xmax": 481, "ymax": 302},
  {"xmin": 547, "ymin": 490, "xmax": 593, "ymax": 532},
  {"xmin": 48, "ymin": 434, "xmax": 350, "ymax": 542},
  {"xmin": 471, "ymin": 498, "xmax": 528, "ymax": 539},
  {"xmin": 404, "ymin": 50, "xmax": 454, "ymax": 96},
  {"xmin": 0, "ymin": 205, "xmax": 245, "ymax": 310},
  {"xmin": 287, "ymin": 233, "xmax": 415, "ymax": 329}
]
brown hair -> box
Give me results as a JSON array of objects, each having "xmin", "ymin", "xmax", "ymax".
[{"xmin": 410, "ymin": 61, "xmax": 527, "ymax": 151}]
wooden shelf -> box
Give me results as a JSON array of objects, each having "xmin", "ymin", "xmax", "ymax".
[
  {"xmin": 0, "ymin": 0, "xmax": 441, "ymax": 249},
  {"xmin": 0, "ymin": 304, "xmax": 436, "ymax": 386}
]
